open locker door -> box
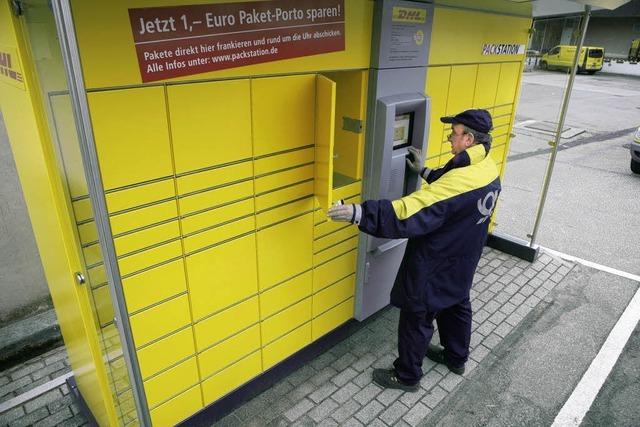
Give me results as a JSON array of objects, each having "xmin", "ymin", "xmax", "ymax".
[{"xmin": 314, "ymin": 74, "xmax": 336, "ymax": 212}]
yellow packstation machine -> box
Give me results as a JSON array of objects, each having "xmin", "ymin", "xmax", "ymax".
[{"xmin": 0, "ymin": 0, "xmax": 531, "ymax": 425}]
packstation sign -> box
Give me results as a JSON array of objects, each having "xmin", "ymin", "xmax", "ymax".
[{"xmin": 129, "ymin": 0, "xmax": 345, "ymax": 82}]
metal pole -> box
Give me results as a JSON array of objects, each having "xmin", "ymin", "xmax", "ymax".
[{"xmin": 529, "ymin": 5, "xmax": 591, "ymax": 247}]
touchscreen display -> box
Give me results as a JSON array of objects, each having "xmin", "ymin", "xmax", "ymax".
[{"xmin": 393, "ymin": 113, "xmax": 412, "ymax": 149}]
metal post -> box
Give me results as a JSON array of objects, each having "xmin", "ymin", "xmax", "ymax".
[
  {"xmin": 529, "ymin": 5, "xmax": 591, "ymax": 247},
  {"xmin": 50, "ymin": 1, "xmax": 151, "ymax": 425}
]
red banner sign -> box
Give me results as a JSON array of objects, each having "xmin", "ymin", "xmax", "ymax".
[{"xmin": 129, "ymin": 0, "xmax": 345, "ymax": 82}]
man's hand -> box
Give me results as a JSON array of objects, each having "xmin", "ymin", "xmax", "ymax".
[
  {"xmin": 327, "ymin": 203, "xmax": 362, "ymax": 224},
  {"xmin": 405, "ymin": 146, "xmax": 423, "ymax": 174}
]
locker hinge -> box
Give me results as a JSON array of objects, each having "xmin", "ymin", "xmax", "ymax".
[
  {"xmin": 342, "ymin": 117, "xmax": 363, "ymax": 134},
  {"xmin": 11, "ymin": 0, "xmax": 24, "ymax": 16}
]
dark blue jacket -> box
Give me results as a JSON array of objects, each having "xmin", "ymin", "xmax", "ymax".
[{"xmin": 358, "ymin": 144, "xmax": 501, "ymax": 312}]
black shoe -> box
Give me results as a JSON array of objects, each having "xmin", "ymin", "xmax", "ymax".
[
  {"xmin": 372, "ymin": 369, "xmax": 419, "ymax": 392},
  {"xmin": 426, "ymin": 345, "xmax": 465, "ymax": 375}
]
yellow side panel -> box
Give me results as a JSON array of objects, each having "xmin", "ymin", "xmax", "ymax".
[
  {"xmin": 168, "ymin": 79, "xmax": 252, "ymax": 174},
  {"xmin": 143, "ymin": 357, "xmax": 199, "ymax": 409},
  {"xmin": 198, "ymin": 324, "xmax": 261, "ymax": 379},
  {"xmin": 181, "ymin": 198, "xmax": 254, "ymax": 236},
  {"xmin": 445, "ymin": 65, "xmax": 478, "ymax": 116},
  {"xmin": 425, "ymin": 66, "xmax": 451, "ymax": 161},
  {"xmin": 87, "ymin": 87, "xmax": 173, "ymax": 190},
  {"xmin": 496, "ymin": 62, "xmax": 522, "ymax": 106},
  {"xmin": 129, "ymin": 295, "xmax": 191, "ymax": 348},
  {"xmin": 201, "ymin": 351, "xmax": 262, "ymax": 406},
  {"xmin": 105, "ymin": 179, "xmax": 175, "ymax": 214},
  {"xmin": 186, "ymin": 234, "xmax": 258, "ymax": 320},
  {"xmin": 314, "ymin": 75, "xmax": 336, "ymax": 212},
  {"xmin": 262, "ymin": 323, "xmax": 312, "ymax": 370},
  {"xmin": 87, "ymin": 264, "xmax": 106, "ymax": 287},
  {"xmin": 313, "ymin": 250, "xmax": 357, "ymax": 293},
  {"xmin": 182, "ymin": 216, "xmax": 255, "ymax": 255},
  {"xmin": 109, "ymin": 200, "xmax": 178, "ymax": 236},
  {"xmin": 252, "ymin": 75, "xmax": 315, "ymax": 156},
  {"xmin": 149, "ymin": 385, "xmax": 203, "ymax": 427},
  {"xmin": 256, "ymin": 213, "xmax": 313, "ymax": 291},
  {"xmin": 117, "ymin": 240, "xmax": 182, "ymax": 277},
  {"xmin": 179, "ymin": 180, "xmax": 254, "ymax": 216},
  {"xmin": 261, "ymin": 297, "xmax": 312, "ymax": 345},
  {"xmin": 313, "ymin": 275, "xmax": 356, "ymax": 317},
  {"xmin": 113, "ymin": 221, "xmax": 180, "ymax": 256},
  {"xmin": 473, "ymin": 64, "xmax": 500, "ymax": 109},
  {"xmin": 72, "ymin": 199, "xmax": 92, "ymax": 223},
  {"xmin": 260, "ymin": 271, "xmax": 313, "ymax": 320},
  {"xmin": 93, "ymin": 285, "xmax": 114, "ymax": 328},
  {"xmin": 137, "ymin": 327, "xmax": 195, "ymax": 379},
  {"xmin": 193, "ymin": 297, "xmax": 259, "ymax": 352},
  {"xmin": 312, "ymin": 298, "xmax": 354, "ymax": 341},
  {"xmin": 254, "ymin": 148, "xmax": 315, "ymax": 176},
  {"xmin": 77, "ymin": 221, "xmax": 98, "ymax": 246},
  {"xmin": 176, "ymin": 161, "xmax": 253, "ymax": 196},
  {"xmin": 122, "ymin": 259, "xmax": 187, "ymax": 313}
]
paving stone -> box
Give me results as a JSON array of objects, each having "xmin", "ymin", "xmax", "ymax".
[
  {"xmin": 25, "ymin": 388, "xmax": 63, "ymax": 413},
  {"xmin": 0, "ymin": 406, "xmax": 25, "ymax": 425},
  {"xmin": 286, "ymin": 381, "xmax": 317, "ymax": 402},
  {"xmin": 423, "ymin": 385, "xmax": 448, "ymax": 409},
  {"xmin": 432, "ymin": 363, "xmax": 450, "ymax": 377},
  {"xmin": 308, "ymin": 398, "xmax": 339, "ymax": 423},
  {"xmin": 519, "ymin": 284, "xmax": 535, "ymax": 297},
  {"xmin": 399, "ymin": 385, "xmax": 427, "ymax": 407},
  {"xmin": 499, "ymin": 301, "xmax": 517, "ymax": 315},
  {"xmin": 470, "ymin": 345, "xmax": 490, "ymax": 363},
  {"xmin": 331, "ymin": 399, "xmax": 361, "ymax": 423},
  {"xmin": 469, "ymin": 333, "xmax": 483, "ymax": 349},
  {"xmin": 352, "ymin": 370, "xmax": 372, "ymax": 388},
  {"xmin": 56, "ymin": 415, "xmax": 87, "ymax": 427},
  {"xmin": 354, "ymin": 400, "xmax": 384, "ymax": 425},
  {"xmin": 33, "ymin": 408, "xmax": 72, "ymax": 427},
  {"xmin": 271, "ymin": 379, "xmax": 294, "ymax": 397},
  {"xmin": 9, "ymin": 406, "xmax": 49, "ymax": 427},
  {"xmin": 287, "ymin": 365, "xmax": 317, "ymax": 387},
  {"xmin": 0, "ymin": 375, "xmax": 31, "ymax": 398},
  {"xmin": 15, "ymin": 376, "xmax": 50, "ymax": 396},
  {"xmin": 524, "ymin": 295, "xmax": 542, "ymax": 308},
  {"xmin": 476, "ymin": 290, "xmax": 495, "ymax": 303},
  {"xmin": 47, "ymin": 392, "xmax": 74, "ymax": 414},
  {"xmin": 475, "ymin": 321, "xmax": 496, "ymax": 337},
  {"xmin": 8, "ymin": 362, "xmax": 45, "ymax": 381},
  {"xmin": 342, "ymin": 417, "xmax": 364, "ymax": 427},
  {"xmin": 439, "ymin": 372, "xmax": 463, "ymax": 392},
  {"xmin": 353, "ymin": 383, "xmax": 382, "ymax": 405},
  {"xmin": 504, "ymin": 283, "xmax": 520, "ymax": 295},
  {"xmin": 522, "ymin": 268, "xmax": 537, "ymax": 279},
  {"xmin": 0, "ymin": 375, "xmax": 10, "ymax": 387},
  {"xmin": 379, "ymin": 400, "xmax": 410, "ymax": 425},
  {"xmin": 513, "ymin": 275, "xmax": 529, "ymax": 286},
  {"xmin": 44, "ymin": 349, "xmax": 68, "ymax": 366},
  {"xmin": 493, "ymin": 292, "xmax": 510, "ymax": 304},
  {"xmin": 402, "ymin": 402, "xmax": 431, "ymax": 427},
  {"xmin": 234, "ymin": 394, "xmax": 272, "ymax": 421},
  {"xmin": 333, "ymin": 353, "xmax": 358, "ymax": 372},
  {"xmin": 284, "ymin": 398, "xmax": 315, "ymax": 422},
  {"xmin": 494, "ymin": 322, "xmax": 514, "ymax": 338},
  {"xmin": 515, "ymin": 304, "xmax": 533, "ymax": 318},
  {"xmin": 291, "ymin": 415, "xmax": 316, "ymax": 426},
  {"xmin": 375, "ymin": 387, "xmax": 403, "ymax": 406},
  {"xmin": 473, "ymin": 309, "xmax": 490, "ymax": 324},
  {"xmin": 309, "ymin": 382, "xmax": 338, "ymax": 404},
  {"xmin": 310, "ymin": 366, "xmax": 339, "ymax": 386},
  {"xmin": 352, "ymin": 354, "xmax": 376, "ymax": 372},
  {"xmin": 311, "ymin": 351, "xmax": 338, "ymax": 371},
  {"xmin": 482, "ymin": 333, "xmax": 502, "ymax": 350},
  {"xmin": 505, "ymin": 312, "xmax": 524, "ymax": 327},
  {"xmin": 510, "ymin": 293, "xmax": 526, "ymax": 306},
  {"xmin": 488, "ymin": 310, "xmax": 507, "ymax": 325},
  {"xmin": 317, "ymin": 417, "xmax": 339, "ymax": 427},
  {"xmin": 331, "ymin": 367, "xmax": 358, "ymax": 388},
  {"xmin": 260, "ymin": 398, "xmax": 296, "ymax": 424},
  {"xmin": 465, "ymin": 359, "xmax": 479, "ymax": 374},
  {"xmin": 332, "ymin": 382, "xmax": 360, "ymax": 404},
  {"xmin": 483, "ymin": 300, "xmax": 501, "ymax": 314}
]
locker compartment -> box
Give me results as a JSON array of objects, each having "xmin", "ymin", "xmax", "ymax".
[
  {"xmin": 312, "ymin": 297, "xmax": 354, "ymax": 340},
  {"xmin": 93, "ymin": 285, "xmax": 114, "ymax": 328},
  {"xmin": 149, "ymin": 384, "xmax": 203, "ymax": 427},
  {"xmin": 110, "ymin": 200, "xmax": 178, "ymax": 236},
  {"xmin": 82, "ymin": 243, "xmax": 102, "ymax": 267},
  {"xmin": 105, "ymin": 179, "xmax": 175, "ymax": 214},
  {"xmin": 113, "ymin": 221, "xmax": 181, "ymax": 257},
  {"xmin": 255, "ymin": 181, "xmax": 314, "ymax": 213},
  {"xmin": 256, "ymin": 213, "xmax": 313, "ymax": 291},
  {"xmin": 168, "ymin": 79, "xmax": 252, "ymax": 174},
  {"xmin": 87, "ymin": 87, "xmax": 174, "ymax": 190},
  {"xmin": 490, "ymin": 144, "xmax": 507, "ymax": 164},
  {"xmin": 186, "ymin": 233, "xmax": 258, "ymax": 320},
  {"xmin": 314, "ymin": 226, "xmax": 359, "ymax": 254},
  {"xmin": 143, "ymin": 356, "xmax": 199, "ymax": 409},
  {"xmin": 260, "ymin": 271, "xmax": 312, "ymax": 320},
  {"xmin": 78, "ymin": 221, "xmax": 98, "ymax": 246},
  {"xmin": 181, "ymin": 198, "xmax": 255, "ymax": 236},
  {"xmin": 252, "ymin": 75, "xmax": 315, "ymax": 157},
  {"xmin": 493, "ymin": 104, "xmax": 513, "ymax": 116},
  {"xmin": 255, "ymin": 164, "xmax": 315, "ymax": 195},
  {"xmin": 314, "ymin": 219, "xmax": 351, "ymax": 239},
  {"xmin": 492, "ymin": 114, "xmax": 512, "ymax": 128},
  {"xmin": 262, "ymin": 322, "xmax": 311, "ymax": 370},
  {"xmin": 198, "ymin": 324, "xmax": 261, "ymax": 379},
  {"xmin": 178, "ymin": 180, "xmax": 254, "ymax": 216},
  {"xmin": 426, "ymin": 66, "xmax": 452, "ymax": 161},
  {"xmin": 255, "ymin": 197, "xmax": 315, "ymax": 230},
  {"xmin": 254, "ymin": 147, "xmax": 314, "ymax": 176},
  {"xmin": 313, "ymin": 275, "xmax": 355, "ymax": 317},
  {"xmin": 182, "ymin": 215, "xmax": 255, "ymax": 255},
  {"xmin": 496, "ymin": 63, "xmax": 521, "ymax": 106},
  {"xmin": 493, "ymin": 133, "xmax": 509, "ymax": 145},
  {"xmin": 313, "ymin": 249, "xmax": 357, "ymax": 293},
  {"xmin": 176, "ymin": 161, "xmax": 253, "ymax": 196},
  {"xmin": 193, "ymin": 296, "xmax": 259, "ymax": 352},
  {"xmin": 446, "ymin": 65, "xmax": 477, "ymax": 116},
  {"xmin": 72, "ymin": 199, "xmax": 92, "ymax": 223},
  {"xmin": 261, "ymin": 297, "xmax": 312, "ymax": 345},
  {"xmin": 129, "ymin": 294, "xmax": 191, "ymax": 348},
  {"xmin": 122, "ymin": 259, "xmax": 187, "ymax": 314},
  {"xmin": 313, "ymin": 236, "xmax": 359, "ymax": 266},
  {"xmin": 117, "ymin": 240, "xmax": 182, "ymax": 277},
  {"xmin": 473, "ymin": 64, "xmax": 500, "ymax": 109},
  {"xmin": 137, "ymin": 327, "xmax": 195, "ymax": 379},
  {"xmin": 201, "ymin": 351, "xmax": 262, "ymax": 406}
]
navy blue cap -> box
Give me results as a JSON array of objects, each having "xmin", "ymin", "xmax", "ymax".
[{"xmin": 440, "ymin": 109, "xmax": 493, "ymax": 134}]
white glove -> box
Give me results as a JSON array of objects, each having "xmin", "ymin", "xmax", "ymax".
[
  {"xmin": 327, "ymin": 203, "xmax": 362, "ymax": 224},
  {"xmin": 405, "ymin": 146, "xmax": 423, "ymax": 174}
]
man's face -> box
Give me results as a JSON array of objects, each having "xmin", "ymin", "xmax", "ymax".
[{"xmin": 447, "ymin": 123, "xmax": 474, "ymax": 155}]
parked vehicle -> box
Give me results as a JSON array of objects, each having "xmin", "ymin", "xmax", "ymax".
[
  {"xmin": 631, "ymin": 127, "xmax": 640, "ymax": 174},
  {"xmin": 629, "ymin": 38, "xmax": 640, "ymax": 62},
  {"xmin": 540, "ymin": 45, "xmax": 604, "ymax": 74}
]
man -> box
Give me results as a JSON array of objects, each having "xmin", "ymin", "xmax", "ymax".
[{"xmin": 327, "ymin": 109, "xmax": 501, "ymax": 392}]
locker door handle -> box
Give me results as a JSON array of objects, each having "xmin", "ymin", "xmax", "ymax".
[{"xmin": 75, "ymin": 272, "xmax": 86, "ymax": 285}]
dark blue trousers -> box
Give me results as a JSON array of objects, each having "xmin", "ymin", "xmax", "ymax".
[{"xmin": 393, "ymin": 298, "xmax": 472, "ymax": 385}]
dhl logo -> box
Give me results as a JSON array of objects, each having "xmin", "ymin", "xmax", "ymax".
[{"xmin": 392, "ymin": 7, "xmax": 427, "ymax": 24}]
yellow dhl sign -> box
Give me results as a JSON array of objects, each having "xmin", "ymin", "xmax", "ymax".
[{"xmin": 392, "ymin": 7, "xmax": 426, "ymax": 24}]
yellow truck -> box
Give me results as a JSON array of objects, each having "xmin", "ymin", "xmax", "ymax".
[
  {"xmin": 629, "ymin": 39, "xmax": 640, "ymax": 61},
  {"xmin": 540, "ymin": 45, "xmax": 604, "ymax": 74}
]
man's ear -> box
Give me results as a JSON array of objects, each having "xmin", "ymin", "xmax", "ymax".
[{"xmin": 464, "ymin": 133, "xmax": 475, "ymax": 148}]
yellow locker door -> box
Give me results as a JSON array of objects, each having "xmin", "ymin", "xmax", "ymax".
[
  {"xmin": 425, "ymin": 66, "xmax": 451, "ymax": 165},
  {"xmin": 315, "ymin": 75, "xmax": 336, "ymax": 212},
  {"xmin": 442, "ymin": 64, "xmax": 478, "ymax": 159},
  {"xmin": 473, "ymin": 64, "xmax": 500, "ymax": 109},
  {"xmin": 496, "ymin": 62, "xmax": 522, "ymax": 106}
]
